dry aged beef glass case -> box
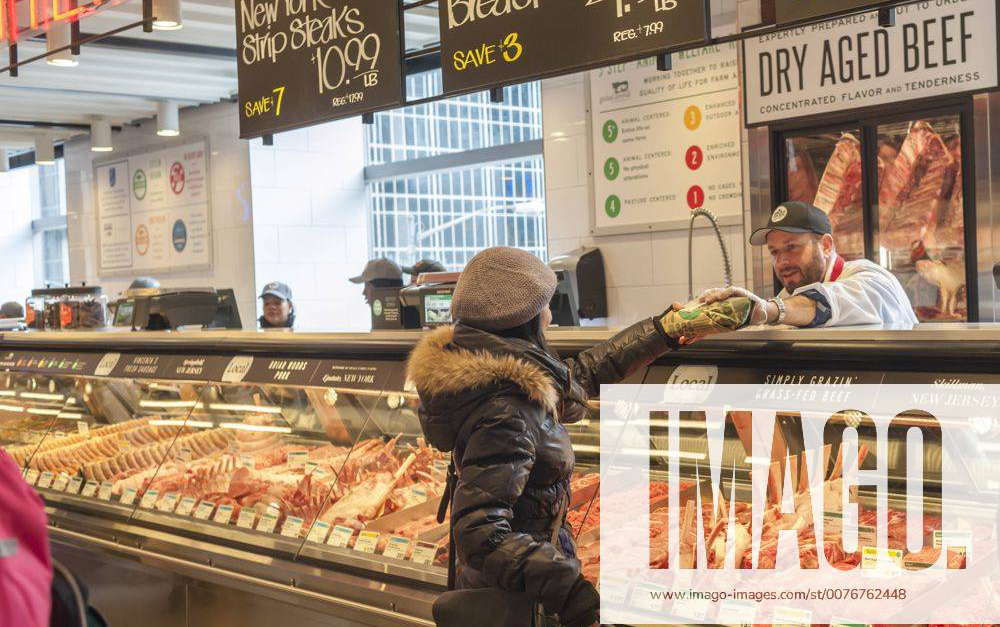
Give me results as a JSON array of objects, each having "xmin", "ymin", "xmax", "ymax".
[{"xmin": 776, "ymin": 104, "xmax": 975, "ymax": 322}]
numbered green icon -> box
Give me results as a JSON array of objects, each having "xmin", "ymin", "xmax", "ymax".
[
  {"xmin": 603, "ymin": 157, "xmax": 620, "ymax": 181},
  {"xmin": 132, "ymin": 169, "xmax": 147, "ymax": 201},
  {"xmin": 605, "ymin": 195, "xmax": 621, "ymax": 218},
  {"xmin": 602, "ymin": 120, "xmax": 618, "ymax": 143}
]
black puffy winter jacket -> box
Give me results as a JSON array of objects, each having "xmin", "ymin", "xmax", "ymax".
[{"xmin": 406, "ymin": 318, "xmax": 675, "ymax": 617}]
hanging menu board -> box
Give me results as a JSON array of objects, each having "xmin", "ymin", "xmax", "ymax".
[
  {"xmin": 439, "ymin": 0, "xmax": 708, "ymax": 94},
  {"xmin": 744, "ymin": 0, "xmax": 999, "ymax": 125},
  {"xmin": 590, "ymin": 42, "xmax": 742, "ymax": 234},
  {"xmin": 775, "ymin": 0, "xmax": 897, "ymax": 26},
  {"xmin": 235, "ymin": 0, "xmax": 403, "ymax": 138},
  {"xmin": 94, "ymin": 140, "xmax": 211, "ymax": 275}
]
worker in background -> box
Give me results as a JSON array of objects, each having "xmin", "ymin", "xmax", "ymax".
[
  {"xmin": 698, "ymin": 202, "xmax": 917, "ymax": 329},
  {"xmin": 258, "ymin": 281, "xmax": 295, "ymax": 329},
  {"xmin": 0, "ymin": 301, "xmax": 24, "ymax": 319},
  {"xmin": 402, "ymin": 259, "xmax": 446, "ymax": 284},
  {"xmin": 349, "ymin": 258, "xmax": 403, "ymax": 305},
  {"xmin": 128, "ymin": 277, "xmax": 160, "ymax": 290}
]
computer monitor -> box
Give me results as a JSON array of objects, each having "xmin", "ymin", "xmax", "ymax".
[{"xmin": 423, "ymin": 293, "xmax": 453, "ymax": 326}]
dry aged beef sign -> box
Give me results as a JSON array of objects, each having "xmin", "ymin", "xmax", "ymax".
[
  {"xmin": 236, "ymin": 0, "xmax": 403, "ymax": 138},
  {"xmin": 744, "ymin": 0, "xmax": 998, "ymax": 125},
  {"xmin": 439, "ymin": 0, "xmax": 708, "ymax": 94}
]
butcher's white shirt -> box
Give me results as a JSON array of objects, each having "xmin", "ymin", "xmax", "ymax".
[{"xmin": 779, "ymin": 257, "xmax": 918, "ymax": 327}]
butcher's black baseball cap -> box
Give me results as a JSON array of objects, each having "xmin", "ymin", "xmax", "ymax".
[
  {"xmin": 749, "ymin": 201, "xmax": 832, "ymax": 245},
  {"xmin": 350, "ymin": 258, "xmax": 403, "ymax": 283},
  {"xmin": 402, "ymin": 259, "xmax": 446, "ymax": 276}
]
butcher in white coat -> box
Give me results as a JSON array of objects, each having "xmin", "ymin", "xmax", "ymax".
[{"xmin": 698, "ymin": 202, "xmax": 918, "ymax": 329}]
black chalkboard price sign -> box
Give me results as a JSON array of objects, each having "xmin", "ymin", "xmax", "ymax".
[
  {"xmin": 439, "ymin": 0, "xmax": 708, "ymax": 94},
  {"xmin": 236, "ymin": 0, "xmax": 403, "ymax": 138},
  {"xmin": 775, "ymin": 0, "xmax": 893, "ymax": 25}
]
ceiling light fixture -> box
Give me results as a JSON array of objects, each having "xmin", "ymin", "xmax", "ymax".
[
  {"xmin": 46, "ymin": 22, "xmax": 78, "ymax": 67},
  {"xmin": 156, "ymin": 101, "xmax": 180, "ymax": 137},
  {"xmin": 152, "ymin": 0, "xmax": 183, "ymax": 30},
  {"xmin": 90, "ymin": 118, "xmax": 113, "ymax": 152},
  {"xmin": 34, "ymin": 137, "xmax": 56, "ymax": 165}
]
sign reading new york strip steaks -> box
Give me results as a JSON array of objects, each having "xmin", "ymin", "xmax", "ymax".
[
  {"xmin": 439, "ymin": 0, "xmax": 708, "ymax": 94},
  {"xmin": 236, "ymin": 0, "xmax": 403, "ymax": 138}
]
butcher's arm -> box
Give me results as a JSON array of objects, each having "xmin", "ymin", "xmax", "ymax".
[
  {"xmin": 565, "ymin": 316, "xmax": 677, "ymax": 397},
  {"xmin": 788, "ymin": 270, "xmax": 892, "ymax": 327},
  {"xmin": 760, "ymin": 295, "xmax": 817, "ymax": 327},
  {"xmin": 452, "ymin": 402, "xmax": 580, "ymax": 616}
]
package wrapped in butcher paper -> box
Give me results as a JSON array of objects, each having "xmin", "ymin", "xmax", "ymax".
[{"xmin": 660, "ymin": 297, "xmax": 753, "ymax": 339}]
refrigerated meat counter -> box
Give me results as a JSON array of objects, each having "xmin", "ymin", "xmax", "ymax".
[{"xmin": 0, "ymin": 326, "xmax": 997, "ymax": 626}]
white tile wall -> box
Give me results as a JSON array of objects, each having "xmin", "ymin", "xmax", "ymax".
[
  {"xmin": 64, "ymin": 102, "xmax": 257, "ymax": 325},
  {"xmin": 248, "ymin": 116, "xmax": 371, "ymax": 332},
  {"xmin": 542, "ymin": 73, "xmax": 750, "ymax": 328}
]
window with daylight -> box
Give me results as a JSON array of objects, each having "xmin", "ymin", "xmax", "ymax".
[
  {"xmin": 365, "ymin": 70, "xmax": 546, "ymax": 270},
  {"xmin": 34, "ymin": 161, "xmax": 69, "ymax": 285}
]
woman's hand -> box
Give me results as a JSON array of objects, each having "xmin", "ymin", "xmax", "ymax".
[
  {"xmin": 669, "ymin": 302, "xmax": 699, "ymax": 346},
  {"xmin": 696, "ymin": 286, "xmax": 771, "ymax": 326}
]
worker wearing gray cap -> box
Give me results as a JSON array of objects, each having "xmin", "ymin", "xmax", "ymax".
[
  {"xmin": 402, "ymin": 259, "xmax": 446, "ymax": 285},
  {"xmin": 258, "ymin": 281, "xmax": 295, "ymax": 329},
  {"xmin": 0, "ymin": 301, "xmax": 24, "ymax": 319},
  {"xmin": 349, "ymin": 258, "xmax": 403, "ymax": 305},
  {"xmin": 129, "ymin": 277, "xmax": 160, "ymax": 290}
]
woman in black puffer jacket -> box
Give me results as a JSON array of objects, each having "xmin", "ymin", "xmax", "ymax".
[{"xmin": 407, "ymin": 247, "xmax": 680, "ymax": 627}]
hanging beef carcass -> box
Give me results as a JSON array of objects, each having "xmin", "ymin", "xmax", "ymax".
[{"xmin": 813, "ymin": 134, "xmax": 864, "ymax": 259}]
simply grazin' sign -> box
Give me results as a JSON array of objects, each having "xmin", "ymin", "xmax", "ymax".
[
  {"xmin": 235, "ymin": 0, "xmax": 403, "ymax": 138},
  {"xmin": 743, "ymin": 0, "xmax": 998, "ymax": 124},
  {"xmin": 599, "ymin": 384, "xmax": 1000, "ymax": 625},
  {"xmin": 438, "ymin": 0, "xmax": 708, "ymax": 94}
]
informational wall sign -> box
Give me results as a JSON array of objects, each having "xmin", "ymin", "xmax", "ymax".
[
  {"xmin": 775, "ymin": 0, "xmax": 894, "ymax": 26},
  {"xmin": 235, "ymin": 0, "xmax": 403, "ymax": 138},
  {"xmin": 590, "ymin": 42, "xmax": 742, "ymax": 234},
  {"xmin": 439, "ymin": 0, "xmax": 708, "ymax": 94},
  {"xmin": 744, "ymin": 0, "xmax": 999, "ymax": 125},
  {"xmin": 95, "ymin": 140, "xmax": 211, "ymax": 274}
]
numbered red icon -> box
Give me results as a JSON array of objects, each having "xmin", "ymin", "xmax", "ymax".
[
  {"xmin": 169, "ymin": 162, "xmax": 186, "ymax": 195},
  {"xmin": 687, "ymin": 185, "xmax": 704, "ymax": 209},
  {"xmin": 685, "ymin": 146, "xmax": 703, "ymax": 171}
]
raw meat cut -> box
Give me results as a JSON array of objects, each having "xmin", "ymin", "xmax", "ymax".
[
  {"xmin": 786, "ymin": 141, "xmax": 819, "ymax": 203},
  {"xmin": 813, "ymin": 134, "xmax": 864, "ymax": 258}
]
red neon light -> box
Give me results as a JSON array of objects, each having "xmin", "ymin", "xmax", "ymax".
[{"xmin": 0, "ymin": 0, "xmax": 119, "ymax": 44}]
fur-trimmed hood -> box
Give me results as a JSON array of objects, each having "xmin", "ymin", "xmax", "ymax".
[{"xmin": 407, "ymin": 325, "xmax": 560, "ymax": 414}]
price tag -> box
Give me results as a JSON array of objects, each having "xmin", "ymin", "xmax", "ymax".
[
  {"xmin": 66, "ymin": 476, "xmax": 83, "ymax": 494},
  {"xmin": 307, "ymin": 521, "xmax": 331, "ymax": 544},
  {"xmin": 717, "ymin": 599, "xmax": 758, "ymax": 624},
  {"xmin": 354, "ymin": 530, "xmax": 379, "ymax": 554},
  {"xmin": 410, "ymin": 541, "xmax": 438, "ymax": 565},
  {"xmin": 77, "ymin": 421, "xmax": 89, "ymax": 436},
  {"xmin": 257, "ymin": 512, "xmax": 279, "ymax": 534},
  {"xmin": 52, "ymin": 473, "xmax": 70, "ymax": 492},
  {"xmin": 120, "ymin": 487, "xmax": 138, "ymax": 505},
  {"xmin": 98, "ymin": 481, "xmax": 114, "ymax": 501},
  {"xmin": 327, "ymin": 525, "xmax": 355, "ymax": 548},
  {"xmin": 239, "ymin": 454, "xmax": 256, "ymax": 469},
  {"xmin": 178, "ymin": 446, "xmax": 193, "ymax": 462},
  {"xmin": 410, "ymin": 486, "xmax": 428, "ymax": 502},
  {"xmin": 176, "ymin": 496, "xmax": 197, "ymax": 516},
  {"xmin": 157, "ymin": 492, "xmax": 180, "ymax": 513},
  {"xmin": 212, "ymin": 504, "xmax": 234, "ymax": 524},
  {"xmin": 37, "ymin": 471, "xmax": 54, "ymax": 489},
  {"xmin": 305, "ymin": 461, "xmax": 317, "ymax": 475},
  {"xmin": 862, "ymin": 546, "xmax": 903, "ymax": 577},
  {"xmin": 236, "ymin": 509, "xmax": 258, "ymax": 529},
  {"xmin": 281, "ymin": 516, "xmax": 304, "ymax": 538},
  {"xmin": 193, "ymin": 501, "xmax": 216, "ymax": 520},
  {"xmin": 24, "ymin": 468, "xmax": 40, "ymax": 485},
  {"xmin": 81, "ymin": 481, "xmax": 99, "ymax": 498},
  {"xmin": 140, "ymin": 489, "xmax": 160, "ymax": 509},
  {"xmin": 287, "ymin": 451, "xmax": 307, "ymax": 469},
  {"xmin": 772, "ymin": 606, "xmax": 812, "ymax": 626},
  {"xmin": 383, "ymin": 536, "xmax": 411, "ymax": 561}
]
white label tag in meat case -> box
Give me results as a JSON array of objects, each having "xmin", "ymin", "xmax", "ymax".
[
  {"xmin": 861, "ymin": 546, "xmax": 903, "ymax": 578},
  {"xmin": 140, "ymin": 489, "xmax": 159, "ymax": 509},
  {"xmin": 257, "ymin": 512, "xmax": 279, "ymax": 534},
  {"xmin": 287, "ymin": 451, "xmax": 307, "ymax": 469},
  {"xmin": 410, "ymin": 541, "xmax": 438, "ymax": 566},
  {"xmin": 120, "ymin": 487, "xmax": 138, "ymax": 505},
  {"xmin": 772, "ymin": 606, "xmax": 812, "ymax": 626},
  {"xmin": 98, "ymin": 482, "xmax": 114, "ymax": 501},
  {"xmin": 306, "ymin": 521, "xmax": 331, "ymax": 544},
  {"xmin": 717, "ymin": 599, "xmax": 757, "ymax": 624},
  {"xmin": 327, "ymin": 525, "xmax": 354, "ymax": 548},
  {"xmin": 24, "ymin": 469, "xmax": 40, "ymax": 485},
  {"xmin": 176, "ymin": 496, "xmax": 197, "ymax": 516},
  {"xmin": 157, "ymin": 492, "xmax": 180, "ymax": 513},
  {"xmin": 81, "ymin": 481, "xmax": 99, "ymax": 498},
  {"xmin": 212, "ymin": 504, "xmax": 234, "ymax": 524},
  {"xmin": 304, "ymin": 461, "xmax": 317, "ymax": 475},
  {"xmin": 177, "ymin": 447, "xmax": 193, "ymax": 462},
  {"xmin": 66, "ymin": 476, "xmax": 83, "ymax": 494},
  {"xmin": 239, "ymin": 454, "xmax": 255, "ymax": 469},
  {"xmin": 193, "ymin": 501, "xmax": 216, "ymax": 520},
  {"xmin": 280, "ymin": 516, "xmax": 304, "ymax": 538},
  {"xmin": 36, "ymin": 471, "xmax": 54, "ymax": 489},
  {"xmin": 52, "ymin": 473, "xmax": 70, "ymax": 492},
  {"xmin": 76, "ymin": 421, "xmax": 89, "ymax": 436},
  {"xmin": 354, "ymin": 531, "xmax": 379, "ymax": 554},
  {"xmin": 236, "ymin": 509, "xmax": 257, "ymax": 529},
  {"xmin": 383, "ymin": 536, "xmax": 411, "ymax": 561}
]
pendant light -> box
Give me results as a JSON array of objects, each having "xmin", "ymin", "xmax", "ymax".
[
  {"xmin": 152, "ymin": 0, "xmax": 183, "ymax": 30},
  {"xmin": 91, "ymin": 118, "xmax": 113, "ymax": 152},
  {"xmin": 46, "ymin": 22, "xmax": 78, "ymax": 67},
  {"xmin": 35, "ymin": 137, "xmax": 56, "ymax": 165},
  {"xmin": 157, "ymin": 101, "xmax": 180, "ymax": 137}
]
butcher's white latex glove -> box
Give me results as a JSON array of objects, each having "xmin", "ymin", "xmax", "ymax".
[{"xmin": 697, "ymin": 286, "xmax": 770, "ymax": 326}]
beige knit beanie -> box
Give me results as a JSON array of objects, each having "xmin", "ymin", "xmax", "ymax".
[{"xmin": 451, "ymin": 247, "xmax": 557, "ymax": 331}]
